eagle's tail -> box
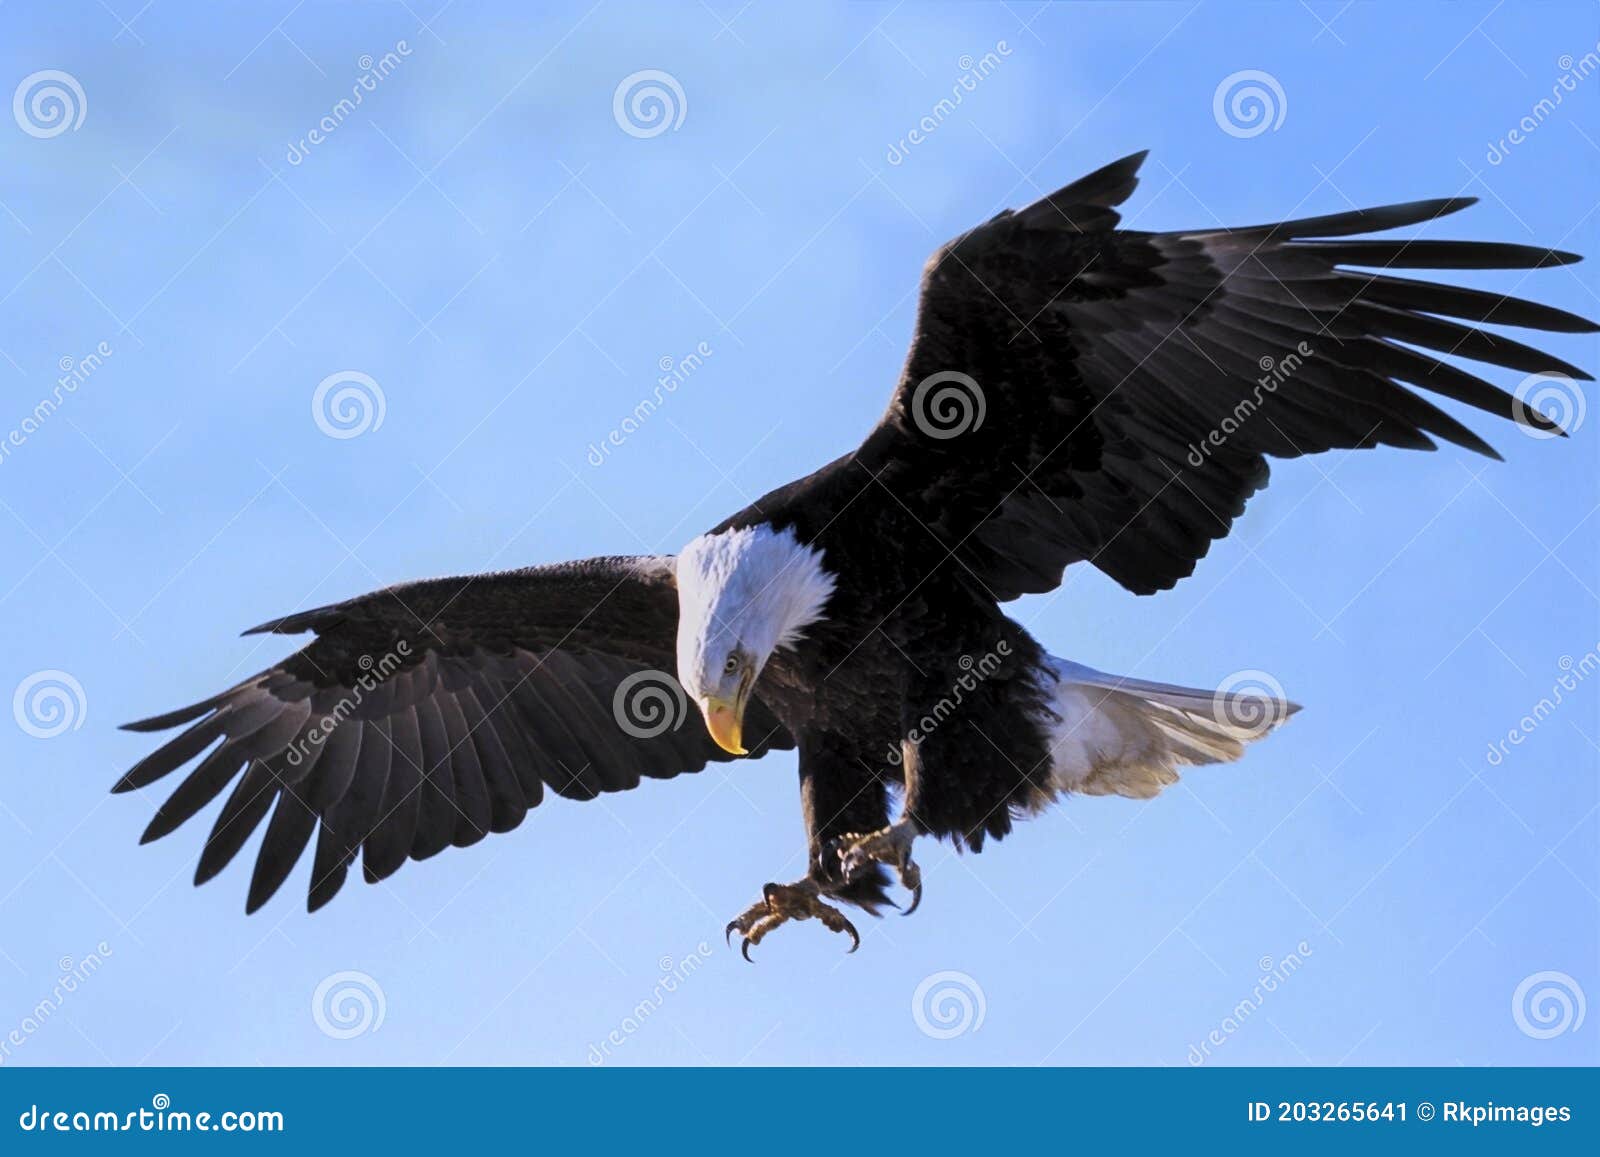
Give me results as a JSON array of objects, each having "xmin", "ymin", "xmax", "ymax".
[{"xmin": 1037, "ymin": 657, "xmax": 1300, "ymax": 801}]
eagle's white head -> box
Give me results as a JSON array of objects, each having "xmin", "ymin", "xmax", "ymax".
[{"xmin": 674, "ymin": 524, "xmax": 835, "ymax": 754}]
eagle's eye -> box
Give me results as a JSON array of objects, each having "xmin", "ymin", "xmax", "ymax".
[{"xmin": 722, "ymin": 654, "xmax": 740, "ymax": 675}]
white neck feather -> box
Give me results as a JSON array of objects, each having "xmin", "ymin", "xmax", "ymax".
[{"xmin": 674, "ymin": 524, "xmax": 835, "ymax": 690}]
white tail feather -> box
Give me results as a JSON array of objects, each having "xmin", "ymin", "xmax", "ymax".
[{"xmin": 1039, "ymin": 658, "xmax": 1300, "ymax": 801}]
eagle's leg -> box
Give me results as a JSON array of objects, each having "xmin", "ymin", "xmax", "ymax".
[
  {"xmin": 829, "ymin": 735, "xmax": 926, "ymax": 912},
  {"xmin": 725, "ymin": 877, "xmax": 859, "ymax": 961},
  {"xmin": 831, "ymin": 818, "xmax": 923, "ymax": 914},
  {"xmin": 724, "ymin": 730, "xmax": 892, "ymax": 959}
]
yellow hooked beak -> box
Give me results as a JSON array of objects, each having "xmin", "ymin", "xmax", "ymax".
[{"xmin": 700, "ymin": 694, "xmax": 748, "ymax": 756}]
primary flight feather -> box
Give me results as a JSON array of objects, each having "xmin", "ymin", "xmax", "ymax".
[{"xmin": 117, "ymin": 152, "xmax": 1594, "ymax": 953}]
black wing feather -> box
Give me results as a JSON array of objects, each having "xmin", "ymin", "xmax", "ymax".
[
  {"xmin": 194, "ymin": 759, "xmax": 277, "ymax": 886},
  {"xmin": 435, "ymin": 690, "xmax": 493, "ymax": 846},
  {"xmin": 117, "ymin": 556, "xmax": 794, "ymax": 913},
  {"xmin": 831, "ymin": 151, "xmax": 1593, "ymax": 597},
  {"xmin": 247, "ymin": 792, "xmax": 319, "ymax": 915},
  {"xmin": 460, "ymin": 687, "xmax": 525, "ymax": 832},
  {"xmin": 410, "ymin": 696, "xmax": 458, "ymax": 861},
  {"xmin": 364, "ymin": 707, "xmax": 422, "ymax": 882}
]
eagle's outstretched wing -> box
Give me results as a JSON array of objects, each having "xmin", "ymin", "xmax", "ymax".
[
  {"xmin": 115, "ymin": 555, "xmax": 793, "ymax": 913},
  {"xmin": 856, "ymin": 151, "xmax": 1594, "ymax": 598}
]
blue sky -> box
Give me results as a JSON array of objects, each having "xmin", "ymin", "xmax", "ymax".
[{"xmin": 0, "ymin": 0, "xmax": 1595, "ymax": 1067}]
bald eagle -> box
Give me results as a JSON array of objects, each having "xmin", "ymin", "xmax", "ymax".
[{"xmin": 117, "ymin": 152, "xmax": 1592, "ymax": 955}]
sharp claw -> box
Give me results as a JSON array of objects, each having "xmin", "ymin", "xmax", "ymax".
[
  {"xmin": 729, "ymin": 876, "xmax": 865, "ymax": 957},
  {"xmin": 902, "ymin": 881, "xmax": 923, "ymax": 916}
]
